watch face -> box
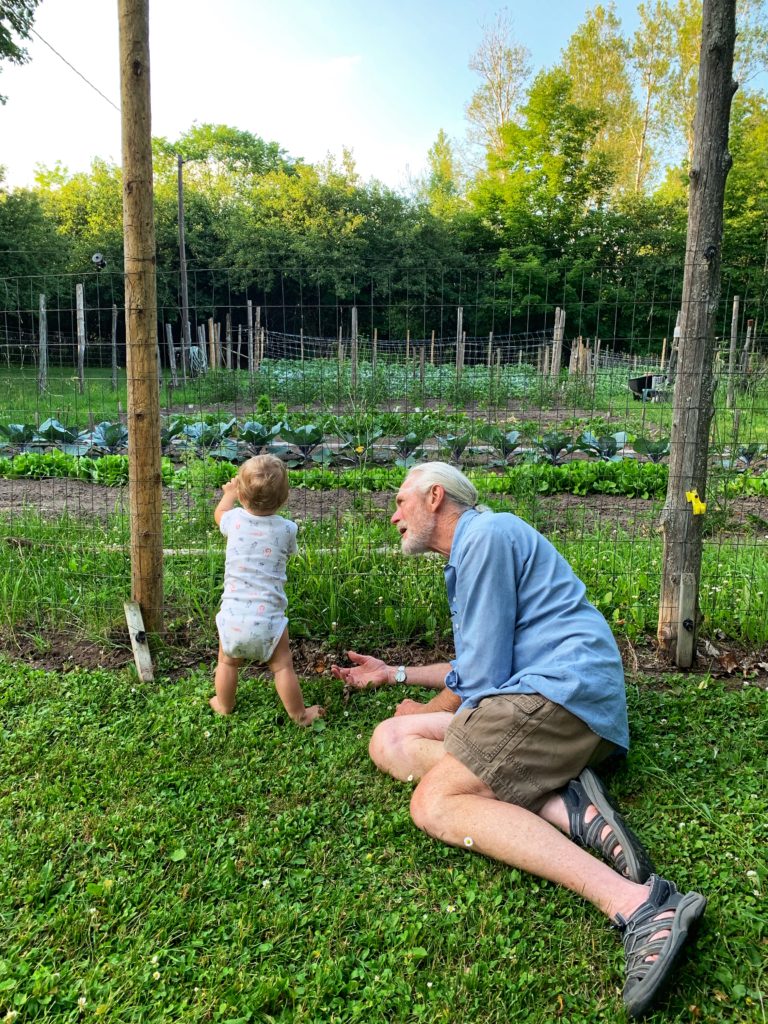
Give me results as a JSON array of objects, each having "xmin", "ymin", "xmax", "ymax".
[{"xmin": 395, "ymin": 666, "xmax": 406, "ymax": 683}]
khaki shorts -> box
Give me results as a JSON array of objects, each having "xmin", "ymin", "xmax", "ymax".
[{"xmin": 444, "ymin": 693, "xmax": 615, "ymax": 812}]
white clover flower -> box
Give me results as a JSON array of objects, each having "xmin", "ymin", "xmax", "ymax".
[
  {"xmin": 746, "ymin": 870, "xmax": 758, "ymax": 878},
  {"xmin": 262, "ymin": 879, "xmax": 271, "ymax": 888},
  {"xmin": 153, "ymin": 970, "xmax": 161, "ymax": 981},
  {"xmin": 204, "ymin": 730, "xmax": 211, "ymax": 738},
  {"xmin": 343, "ymin": 711, "xmax": 349, "ymax": 717},
  {"xmin": 427, "ymin": 982, "xmax": 433, "ymax": 988},
  {"xmin": 463, "ymin": 836, "xmax": 474, "ymax": 848},
  {"xmin": 151, "ymin": 955, "xmax": 159, "ymax": 965},
  {"xmin": 78, "ymin": 997, "xmax": 87, "ymax": 1009}
]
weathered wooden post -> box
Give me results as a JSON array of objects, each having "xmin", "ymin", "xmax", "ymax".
[
  {"xmin": 76, "ymin": 283, "xmax": 86, "ymax": 394},
  {"xmin": 351, "ymin": 306, "xmax": 358, "ymax": 394},
  {"xmin": 657, "ymin": 0, "xmax": 736, "ymax": 666},
  {"xmin": 455, "ymin": 307, "xmax": 464, "ymax": 381},
  {"xmin": 119, "ymin": 0, "xmax": 164, "ymax": 638},
  {"xmin": 38, "ymin": 294, "xmax": 48, "ymax": 392},
  {"xmin": 726, "ymin": 294, "xmax": 739, "ymax": 409},
  {"xmin": 111, "ymin": 303, "xmax": 119, "ymax": 391},
  {"xmin": 208, "ymin": 317, "xmax": 216, "ymax": 370},
  {"xmin": 165, "ymin": 323, "xmax": 178, "ymax": 388},
  {"xmin": 372, "ymin": 327, "xmax": 377, "ymax": 373},
  {"xmin": 247, "ymin": 300, "xmax": 254, "ymax": 373},
  {"xmin": 739, "ymin": 318, "xmax": 754, "ymax": 375}
]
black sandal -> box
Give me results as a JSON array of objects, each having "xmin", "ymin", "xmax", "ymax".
[
  {"xmin": 617, "ymin": 874, "xmax": 706, "ymax": 1018},
  {"xmin": 563, "ymin": 767, "xmax": 655, "ymax": 883}
]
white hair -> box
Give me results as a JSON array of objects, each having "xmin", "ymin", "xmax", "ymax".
[{"xmin": 406, "ymin": 461, "xmax": 483, "ymax": 510}]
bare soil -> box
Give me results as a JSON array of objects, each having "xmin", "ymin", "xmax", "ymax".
[{"xmin": 1, "ymin": 477, "xmax": 766, "ymax": 686}]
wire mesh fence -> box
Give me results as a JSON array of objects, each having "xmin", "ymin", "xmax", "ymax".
[{"xmin": 0, "ymin": 261, "xmax": 766, "ymax": 655}]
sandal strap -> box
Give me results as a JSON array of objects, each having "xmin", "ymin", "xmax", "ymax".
[{"xmin": 562, "ymin": 769, "xmax": 654, "ymax": 884}]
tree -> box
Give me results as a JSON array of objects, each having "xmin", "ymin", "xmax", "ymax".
[
  {"xmin": 473, "ymin": 69, "xmax": 615, "ymax": 262},
  {"xmin": 465, "ymin": 9, "xmax": 532, "ymax": 158},
  {"xmin": 419, "ymin": 129, "xmax": 463, "ymax": 218},
  {"xmin": 722, "ymin": 89, "xmax": 768, "ymax": 266},
  {"xmin": 0, "ymin": 0, "xmax": 41, "ymax": 103},
  {"xmin": 631, "ymin": 1, "xmax": 672, "ymax": 190},
  {"xmin": 561, "ymin": 3, "xmax": 646, "ymax": 193},
  {"xmin": 639, "ymin": 0, "xmax": 767, "ymax": 167}
]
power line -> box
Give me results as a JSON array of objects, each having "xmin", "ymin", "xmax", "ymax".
[{"xmin": 30, "ymin": 28, "xmax": 120, "ymax": 113}]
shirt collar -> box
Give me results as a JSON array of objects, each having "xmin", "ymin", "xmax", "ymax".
[{"xmin": 447, "ymin": 508, "xmax": 480, "ymax": 567}]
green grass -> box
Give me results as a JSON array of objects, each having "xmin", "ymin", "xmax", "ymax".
[{"xmin": 0, "ymin": 659, "xmax": 765, "ymax": 1022}]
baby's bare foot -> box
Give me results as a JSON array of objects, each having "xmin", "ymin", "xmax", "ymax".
[{"xmin": 209, "ymin": 696, "xmax": 232, "ymax": 716}]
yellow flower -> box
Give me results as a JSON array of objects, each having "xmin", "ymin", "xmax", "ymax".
[{"xmin": 355, "ymin": 445, "xmax": 365, "ymax": 454}]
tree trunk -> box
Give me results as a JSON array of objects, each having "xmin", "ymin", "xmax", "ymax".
[
  {"xmin": 119, "ymin": 0, "xmax": 164, "ymax": 633},
  {"xmin": 657, "ymin": 0, "xmax": 736, "ymax": 664}
]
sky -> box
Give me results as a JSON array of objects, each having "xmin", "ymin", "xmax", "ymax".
[{"xmin": 0, "ymin": 0, "xmax": 644, "ymax": 192}]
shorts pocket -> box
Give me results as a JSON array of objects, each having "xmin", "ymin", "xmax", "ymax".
[{"xmin": 449, "ymin": 693, "xmax": 550, "ymax": 764}]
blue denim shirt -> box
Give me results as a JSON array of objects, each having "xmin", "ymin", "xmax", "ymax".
[{"xmin": 443, "ymin": 509, "xmax": 629, "ymax": 751}]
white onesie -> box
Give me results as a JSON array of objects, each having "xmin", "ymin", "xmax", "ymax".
[{"xmin": 215, "ymin": 507, "xmax": 298, "ymax": 662}]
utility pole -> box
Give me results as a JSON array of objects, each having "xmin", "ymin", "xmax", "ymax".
[
  {"xmin": 119, "ymin": 0, "xmax": 164, "ymax": 633},
  {"xmin": 177, "ymin": 153, "xmax": 191, "ymax": 379}
]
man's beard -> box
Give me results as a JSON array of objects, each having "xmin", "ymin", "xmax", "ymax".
[{"xmin": 400, "ymin": 518, "xmax": 434, "ymax": 556}]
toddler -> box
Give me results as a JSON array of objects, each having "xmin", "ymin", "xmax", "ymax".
[{"xmin": 210, "ymin": 454, "xmax": 324, "ymax": 726}]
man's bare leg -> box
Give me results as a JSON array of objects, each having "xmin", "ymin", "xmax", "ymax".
[
  {"xmin": 410, "ymin": 752, "xmax": 655, "ymax": 923},
  {"xmin": 368, "ymin": 712, "xmax": 453, "ymax": 782}
]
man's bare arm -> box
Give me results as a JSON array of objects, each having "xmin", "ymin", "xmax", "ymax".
[{"xmin": 331, "ymin": 651, "xmax": 451, "ymax": 691}]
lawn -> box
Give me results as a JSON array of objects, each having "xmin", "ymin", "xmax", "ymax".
[{"xmin": 1, "ymin": 659, "xmax": 765, "ymax": 1023}]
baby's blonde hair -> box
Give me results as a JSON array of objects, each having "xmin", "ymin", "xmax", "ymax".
[{"xmin": 236, "ymin": 454, "xmax": 289, "ymax": 514}]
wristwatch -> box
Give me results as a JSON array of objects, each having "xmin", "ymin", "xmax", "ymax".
[{"xmin": 394, "ymin": 665, "xmax": 407, "ymax": 684}]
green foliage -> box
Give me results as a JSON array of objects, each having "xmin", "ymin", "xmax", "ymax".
[{"xmin": 0, "ymin": 659, "xmax": 764, "ymax": 1021}]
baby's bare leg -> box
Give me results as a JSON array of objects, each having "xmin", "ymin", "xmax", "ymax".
[
  {"xmin": 269, "ymin": 628, "xmax": 325, "ymax": 726},
  {"xmin": 211, "ymin": 644, "xmax": 243, "ymax": 715}
]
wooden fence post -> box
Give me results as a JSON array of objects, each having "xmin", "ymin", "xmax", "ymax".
[
  {"xmin": 247, "ymin": 300, "xmax": 254, "ymax": 374},
  {"xmin": 455, "ymin": 307, "xmax": 464, "ymax": 381},
  {"xmin": 111, "ymin": 304, "xmax": 119, "ymax": 391},
  {"xmin": 351, "ymin": 306, "xmax": 358, "ymax": 393},
  {"xmin": 165, "ymin": 323, "xmax": 178, "ymax": 388},
  {"xmin": 726, "ymin": 294, "xmax": 740, "ymax": 409},
  {"xmin": 225, "ymin": 313, "xmax": 232, "ymax": 370},
  {"xmin": 118, "ymin": 0, "xmax": 164, "ymax": 633},
  {"xmin": 38, "ymin": 294, "xmax": 48, "ymax": 392},
  {"xmin": 76, "ymin": 282, "xmax": 86, "ymax": 394},
  {"xmin": 657, "ymin": 0, "xmax": 737, "ymax": 664},
  {"xmin": 372, "ymin": 327, "xmax": 378, "ymax": 372}
]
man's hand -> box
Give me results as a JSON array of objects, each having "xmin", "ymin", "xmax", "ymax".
[
  {"xmin": 394, "ymin": 698, "xmax": 429, "ymax": 716},
  {"xmin": 331, "ymin": 650, "xmax": 390, "ymax": 690}
]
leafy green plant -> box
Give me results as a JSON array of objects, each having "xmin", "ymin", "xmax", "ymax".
[
  {"xmin": 272, "ymin": 421, "xmax": 328, "ymax": 467},
  {"xmin": 528, "ymin": 431, "xmax": 576, "ymax": 465},
  {"xmin": 577, "ymin": 431, "xmax": 628, "ymax": 461},
  {"xmin": 632, "ymin": 437, "xmax": 671, "ymax": 463}
]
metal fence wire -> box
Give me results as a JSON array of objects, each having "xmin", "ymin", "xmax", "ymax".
[{"xmin": 0, "ymin": 262, "xmax": 766, "ymax": 656}]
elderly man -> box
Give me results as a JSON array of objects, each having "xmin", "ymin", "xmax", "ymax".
[{"xmin": 332, "ymin": 461, "xmax": 705, "ymax": 1019}]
